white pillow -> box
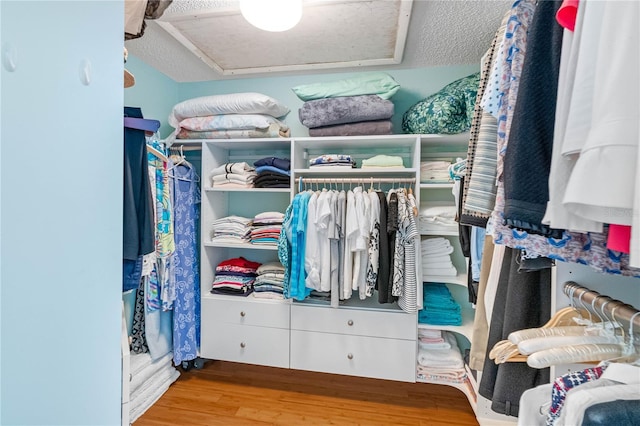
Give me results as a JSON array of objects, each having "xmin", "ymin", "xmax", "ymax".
[
  {"xmin": 168, "ymin": 92, "xmax": 290, "ymax": 128},
  {"xmin": 179, "ymin": 114, "xmax": 284, "ymax": 131}
]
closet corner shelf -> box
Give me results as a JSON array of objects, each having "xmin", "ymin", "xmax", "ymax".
[
  {"xmin": 416, "ymin": 374, "xmax": 478, "ymax": 412},
  {"xmin": 418, "ymin": 305, "xmax": 474, "ymax": 341},
  {"xmin": 422, "ymin": 273, "xmax": 468, "ymax": 287},
  {"xmin": 204, "ymin": 241, "xmax": 278, "ymax": 251},
  {"xmin": 205, "ymin": 187, "xmax": 291, "ymax": 193}
]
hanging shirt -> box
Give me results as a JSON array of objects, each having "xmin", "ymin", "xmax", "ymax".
[{"xmin": 365, "ymin": 191, "xmax": 381, "ymax": 297}]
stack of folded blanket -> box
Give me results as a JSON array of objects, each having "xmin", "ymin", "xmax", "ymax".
[
  {"xmin": 361, "ymin": 154, "xmax": 405, "ymax": 169},
  {"xmin": 421, "ymin": 237, "xmax": 458, "ymax": 277},
  {"xmin": 309, "ymin": 154, "xmax": 356, "ymax": 169},
  {"xmin": 210, "ymin": 257, "xmax": 261, "ymax": 296},
  {"xmin": 292, "ymin": 73, "xmax": 399, "ymax": 137},
  {"xmin": 253, "ymin": 262, "xmax": 286, "ymax": 300},
  {"xmin": 417, "ymin": 330, "xmax": 465, "ymax": 371},
  {"xmin": 418, "ymin": 204, "xmax": 458, "ymax": 234},
  {"xmin": 418, "ymin": 283, "xmax": 462, "ymax": 326},
  {"xmin": 209, "ymin": 162, "xmax": 256, "ymax": 189},
  {"xmin": 129, "ymin": 351, "xmax": 180, "ymax": 423},
  {"xmin": 420, "ymin": 160, "xmax": 453, "ymax": 183},
  {"xmin": 253, "ymin": 156, "xmax": 291, "ymax": 188},
  {"xmin": 210, "ymin": 215, "xmax": 252, "ymax": 244},
  {"xmin": 250, "ymin": 212, "xmax": 284, "ymax": 246},
  {"xmin": 168, "ymin": 92, "xmax": 291, "ymax": 140}
]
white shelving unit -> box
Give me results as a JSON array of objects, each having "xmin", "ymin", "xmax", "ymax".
[{"xmin": 189, "ymin": 133, "xmax": 481, "ymax": 414}]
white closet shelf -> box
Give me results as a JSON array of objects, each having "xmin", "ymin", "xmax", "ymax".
[
  {"xmin": 200, "ymin": 139, "xmax": 292, "ymax": 149},
  {"xmin": 295, "ymin": 135, "xmax": 419, "ymax": 150},
  {"xmin": 201, "ymin": 292, "xmax": 291, "ymax": 304},
  {"xmin": 204, "ymin": 241, "xmax": 278, "ymax": 251},
  {"xmin": 422, "ymin": 272, "xmax": 468, "ymax": 287},
  {"xmin": 294, "ymin": 168, "xmax": 417, "ymax": 176},
  {"xmin": 204, "ymin": 187, "xmax": 290, "ymax": 193},
  {"xmin": 420, "ymin": 230, "xmax": 459, "ymax": 237},
  {"xmin": 418, "ymin": 304, "xmax": 475, "ymax": 341},
  {"xmin": 419, "ymin": 182, "xmax": 455, "ymax": 189},
  {"xmin": 293, "ymin": 296, "xmax": 407, "ymax": 312}
]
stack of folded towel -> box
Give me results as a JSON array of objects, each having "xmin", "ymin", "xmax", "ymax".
[
  {"xmin": 309, "ymin": 154, "xmax": 356, "ymax": 169},
  {"xmin": 420, "ymin": 160, "xmax": 453, "ymax": 183},
  {"xmin": 417, "ymin": 330, "xmax": 465, "ymax": 370},
  {"xmin": 250, "ymin": 212, "xmax": 284, "ymax": 246},
  {"xmin": 210, "ymin": 215, "xmax": 252, "ymax": 244},
  {"xmin": 210, "ymin": 257, "xmax": 261, "ymax": 296},
  {"xmin": 209, "ymin": 162, "xmax": 256, "ymax": 189},
  {"xmin": 253, "ymin": 156, "xmax": 291, "ymax": 188},
  {"xmin": 292, "ymin": 73, "xmax": 399, "ymax": 137},
  {"xmin": 418, "ymin": 283, "xmax": 462, "ymax": 326},
  {"xmin": 361, "ymin": 154, "xmax": 405, "ymax": 169},
  {"xmin": 253, "ymin": 262, "xmax": 286, "ymax": 300},
  {"xmin": 421, "ymin": 237, "xmax": 458, "ymax": 277},
  {"xmin": 418, "ymin": 204, "xmax": 458, "ymax": 234},
  {"xmin": 168, "ymin": 92, "xmax": 291, "ymax": 140}
]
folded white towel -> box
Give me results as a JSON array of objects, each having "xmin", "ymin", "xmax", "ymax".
[
  {"xmin": 423, "ymin": 265, "xmax": 458, "ymax": 277},
  {"xmin": 417, "ymin": 332, "xmax": 464, "ymax": 369},
  {"xmin": 209, "ymin": 162, "xmax": 255, "ymax": 177}
]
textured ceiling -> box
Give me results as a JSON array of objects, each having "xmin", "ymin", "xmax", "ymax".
[{"xmin": 125, "ymin": 0, "xmax": 511, "ymax": 83}]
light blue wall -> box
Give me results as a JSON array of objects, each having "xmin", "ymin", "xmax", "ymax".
[
  {"xmin": 124, "ymin": 55, "xmax": 180, "ymax": 139},
  {"xmin": 178, "ymin": 65, "xmax": 480, "ymax": 137},
  {"xmin": 1, "ymin": 1, "xmax": 123, "ymax": 425}
]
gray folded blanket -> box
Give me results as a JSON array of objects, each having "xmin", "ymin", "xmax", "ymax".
[
  {"xmin": 299, "ymin": 95, "xmax": 394, "ymax": 128},
  {"xmin": 309, "ymin": 120, "xmax": 392, "ymax": 137}
]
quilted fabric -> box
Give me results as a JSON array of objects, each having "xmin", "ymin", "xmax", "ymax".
[{"xmin": 402, "ymin": 73, "xmax": 481, "ymax": 134}]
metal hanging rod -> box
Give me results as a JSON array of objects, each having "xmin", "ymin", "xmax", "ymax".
[
  {"xmin": 294, "ymin": 177, "xmax": 416, "ymax": 184},
  {"xmin": 563, "ymin": 281, "xmax": 640, "ymax": 335}
]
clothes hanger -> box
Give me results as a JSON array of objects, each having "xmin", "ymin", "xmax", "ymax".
[{"xmin": 124, "ymin": 116, "xmax": 161, "ymax": 133}]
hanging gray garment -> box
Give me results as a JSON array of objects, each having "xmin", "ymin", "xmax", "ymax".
[{"xmin": 478, "ymin": 246, "xmax": 552, "ymax": 417}]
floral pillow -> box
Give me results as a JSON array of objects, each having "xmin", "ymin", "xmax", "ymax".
[{"xmin": 402, "ymin": 73, "xmax": 481, "ymax": 134}]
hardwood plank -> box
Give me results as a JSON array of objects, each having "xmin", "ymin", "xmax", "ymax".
[{"xmin": 134, "ymin": 361, "xmax": 479, "ymax": 426}]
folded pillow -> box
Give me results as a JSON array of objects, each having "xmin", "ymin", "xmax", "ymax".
[
  {"xmin": 179, "ymin": 114, "xmax": 284, "ymax": 131},
  {"xmin": 169, "ymin": 92, "xmax": 290, "ymax": 128},
  {"xmin": 402, "ymin": 73, "xmax": 480, "ymax": 134},
  {"xmin": 292, "ymin": 72, "xmax": 400, "ymax": 101}
]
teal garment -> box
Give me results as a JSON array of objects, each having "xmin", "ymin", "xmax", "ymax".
[
  {"xmin": 402, "ymin": 72, "xmax": 481, "ymax": 134},
  {"xmin": 284, "ymin": 192, "xmax": 313, "ymax": 301},
  {"xmin": 277, "ymin": 203, "xmax": 293, "ymax": 297}
]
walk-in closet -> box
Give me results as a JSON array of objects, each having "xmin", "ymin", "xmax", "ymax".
[{"xmin": 1, "ymin": 1, "xmax": 639, "ymax": 425}]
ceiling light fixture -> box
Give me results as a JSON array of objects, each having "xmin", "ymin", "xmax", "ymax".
[{"xmin": 239, "ymin": 0, "xmax": 303, "ymax": 32}]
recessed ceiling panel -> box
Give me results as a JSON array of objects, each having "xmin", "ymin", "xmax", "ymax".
[{"xmin": 156, "ymin": 0, "xmax": 412, "ymax": 76}]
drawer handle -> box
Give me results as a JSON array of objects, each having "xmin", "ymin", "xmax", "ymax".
[
  {"xmin": 347, "ymin": 320, "xmax": 354, "ymax": 326},
  {"xmin": 240, "ymin": 311, "xmax": 246, "ymax": 317},
  {"xmin": 347, "ymin": 353, "xmax": 354, "ymax": 360},
  {"xmin": 240, "ymin": 342, "xmax": 246, "ymax": 348}
]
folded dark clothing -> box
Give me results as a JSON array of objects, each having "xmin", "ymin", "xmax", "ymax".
[
  {"xmin": 214, "ymin": 271, "xmax": 257, "ymax": 278},
  {"xmin": 255, "ymin": 182, "xmax": 290, "ymax": 188},
  {"xmin": 210, "ymin": 287, "xmax": 253, "ymax": 297},
  {"xmin": 254, "ymin": 174, "xmax": 291, "ymax": 187},
  {"xmin": 254, "ymin": 156, "xmax": 291, "ymax": 171},
  {"xmin": 255, "ymin": 165, "xmax": 290, "ymax": 176}
]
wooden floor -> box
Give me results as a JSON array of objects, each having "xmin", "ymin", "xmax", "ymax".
[{"xmin": 135, "ymin": 361, "xmax": 479, "ymax": 426}]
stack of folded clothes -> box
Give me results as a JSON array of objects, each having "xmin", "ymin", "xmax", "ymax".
[
  {"xmin": 249, "ymin": 212, "xmax": 284, "ymax": 246},
  {"xmin": 361, "ymin": 154, "xmax": 405, "ymax": 169},
  {"xmin": 418, "ymin": 283, "xmax": 462, "ymax": 326},
  {"xmin": 209, "ymin": 162, "xmax": 256, "ymax": 189},
  {"xmin": 292, "ymin": 73, "xmax": 399, "ymax": 137},
  {"xmin": 418, "ymin": 204, "xmax": 458, "ymax": 234},
  {"xmin": 309, "ymin": 154, "xmax": 356, "ymax": 169},
  {"xmin": 253, "ymin": 156, "xmax": 290, "ymax": 188},
  {"xmin": 168, "ymin": 92, "xmax": 291, "ymax": 140},
  {"xmin": 210, "ymin": 215, "xmax": 252, "ymax": 244},
  {"xmin": 420, "ymin": 160, "xmax": 453, "ymax": 183},
  {"xmin": 421, "ymin": 237, "xmax": 458, "ymax": 277},
  {"xmin": 417, "ymin": 330, "xmax": 465, "ymax": 371},
  {"xmin": 252, "ymin": 262, "xmax": 286, "ymax": 300},
  {"xmin": 210, "ymin": 257, "xmax": 261, "ymax": 296}
]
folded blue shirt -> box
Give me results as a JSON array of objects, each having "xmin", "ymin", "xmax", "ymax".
[
  {"xmin": 255, "ymin": 165, "xmax": 291, "ymax": 176},
  {"xmin": 254, "ymin": 156, "xmax": 291, "ymax": 171}
]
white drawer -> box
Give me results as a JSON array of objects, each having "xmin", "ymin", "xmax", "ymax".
[
  {"xmin": 201, "ymin": 323, "xmax": 289, "ymax": 368},
  {"xmin": 290, "ymin": 330, "xmax": 416, "ymax": 382},
  {"xmin": 291, "ymin": 305, "xmax": 416, "ymax": 340},
  {"xmin": 202, "ymin": 296, "xmax": 290, "ymax": 329}
]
